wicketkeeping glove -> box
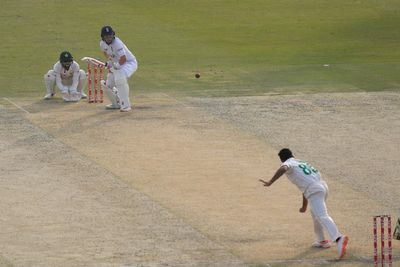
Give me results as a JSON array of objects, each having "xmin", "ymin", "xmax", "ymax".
[{"xmin": 60, "ymin": 85, "xmax": 69, "ymax": 94}]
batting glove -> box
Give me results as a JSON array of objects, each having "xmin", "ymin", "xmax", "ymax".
[{"xmin": 106, "ymin": 61, "xmax": 121, "ymax": 70}]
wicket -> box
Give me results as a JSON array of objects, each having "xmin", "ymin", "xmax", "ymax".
[
  {"xmin": 87, "ymin": 63, "xmax": 104, "ymax": 103},
  {"xmin": 373, "ymin": 215, "xmax": 392, "ymax": 267}
]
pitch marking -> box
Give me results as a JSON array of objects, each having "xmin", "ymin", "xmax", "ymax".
[{"xmin": 3, "ymin": 98, "xmax": 30, "ymax": 114}]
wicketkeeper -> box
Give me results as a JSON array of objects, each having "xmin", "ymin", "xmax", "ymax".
[
  {"xmin": 394, "ymin": 217, "xmax": 400, "ymax": 240},
  {"xmin": 43, "ymin": 51, "xmax": 87, "ymax": 101}
]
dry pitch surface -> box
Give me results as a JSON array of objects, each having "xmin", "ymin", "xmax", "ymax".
[{"xmin": 0, "ymin": 92, "xmax": 399, "ymax": 267}]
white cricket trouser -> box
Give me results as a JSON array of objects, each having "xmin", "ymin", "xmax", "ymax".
[
  {"xmin": 105, "ymin": 61, "xmax": 137, "ymax": 109},
  {"xmin": 105, "ymin": 61, "xmax": 137, "ymax": 88},
  {"xmin": 44, "ymin": 69, "xmax": 86, "ymax": 93},
  {"xmin": 308, "ymin": 187, "xmax": 342, "ymax": 242}
]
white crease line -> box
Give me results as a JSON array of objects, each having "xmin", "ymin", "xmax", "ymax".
[
  {"xmin": 160, "ymin": 93, "xmax": 191, "ymax": 108},
  {"xmin": 3, "ymin": 98, "xmax": 30, "ymax": 114}
]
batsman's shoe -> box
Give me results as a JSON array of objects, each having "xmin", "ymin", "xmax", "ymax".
[
  {"xmin": 120, "ymin": 106, "xmax": 132, "ymax": 112},
  {"xmin": 106, "ymin": 104, "xmax": 120, "ymax": 109},
  {"xmin": 336, "ymin": 235, "xmax": 349, "ymax": 259},
  {"xmin": 312, "ymin": 240, "xmax": 331, "ymax": 248},
  {"xmin": 81, "ymin": 92, "xmax": 87, "ymax": 99},
  {"xmin": 43, "ymin": 93, "xmax": 54, "ymax": 100}
]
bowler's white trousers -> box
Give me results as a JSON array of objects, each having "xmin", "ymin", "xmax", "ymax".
[{"xmin": 308, "ymin": 184, "xmax": 342, "ymax": 242}]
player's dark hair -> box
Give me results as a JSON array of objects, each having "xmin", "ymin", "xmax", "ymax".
[{"xmin": 278, "ymin": 148, "xmax": 293, "ymax": 162}]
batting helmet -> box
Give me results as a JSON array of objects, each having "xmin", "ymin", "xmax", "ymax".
[
  {"xmin": 101, "ymin": 26, "xmax": 115, "ymax": 41},
  {"xmin": 59, "ymin": 51, "xmax": 73, "ymax": 69}
]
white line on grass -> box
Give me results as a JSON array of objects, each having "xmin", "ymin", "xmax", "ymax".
[{"xmin": 3, "ymin": 98, "xmax": 30, "ymax": 114}]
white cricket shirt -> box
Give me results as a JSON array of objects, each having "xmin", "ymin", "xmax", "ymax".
[
  {"xmin": 100, "ymin": 37, "xmax": 137, "ymax": 64},
  {"xmin": 282, "ymin": 158, "xmax": 326, "ymax": 198},
  {"xmin": 53, "ymin": 61, "xmax": 80, "ymax": 89}
]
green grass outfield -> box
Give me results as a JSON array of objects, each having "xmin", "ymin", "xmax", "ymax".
[{"xmin": 1, "ymin": 0, "xmax": 400, "ymax": 98}]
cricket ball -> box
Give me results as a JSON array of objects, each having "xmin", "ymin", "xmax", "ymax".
[{"xmin": 195, "ymin": 73, "xmax": 200, "ymax": 79}]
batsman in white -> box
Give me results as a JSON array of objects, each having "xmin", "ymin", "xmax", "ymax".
[
  {"xmin": 43, "ymin": 51, "xmax": 87, "ymax": 101},
  {"xmin": 100, "ymin": 25, "xmax": 138, "ymax": 112},
  {"xmin": 259, "ymin": 148, "xmax": 349, "ymax": 259}
]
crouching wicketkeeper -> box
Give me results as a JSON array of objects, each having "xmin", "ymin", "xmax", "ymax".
[
  {"xmin": 43, "ymin": 51, "xmax": 87, "ymax": 101},
  {"xmin": 394, "ymin": 217, "xmax": 400, "ymax": 240}
]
